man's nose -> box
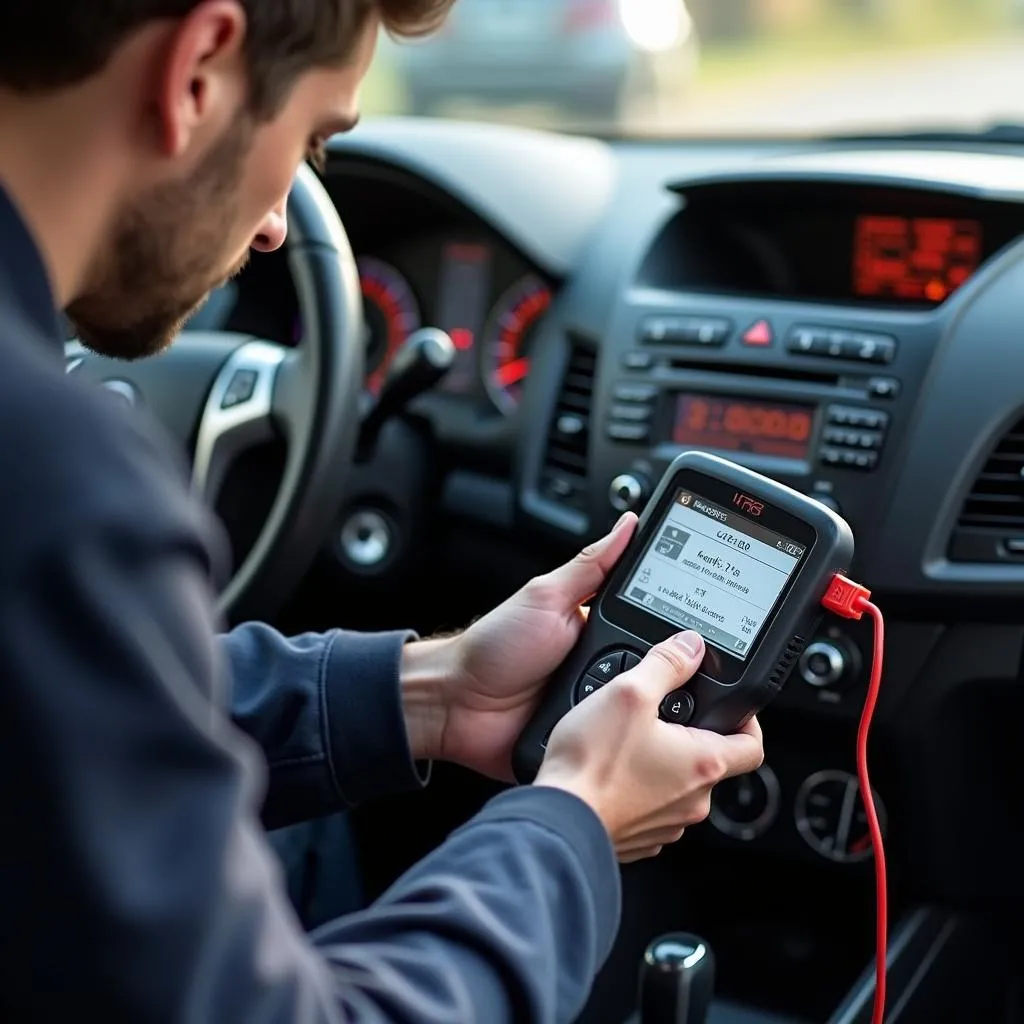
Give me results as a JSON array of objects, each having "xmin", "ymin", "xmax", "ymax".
[{"xmin": 252, "ymin": 199, "xmax": 288, "ymax": 253}]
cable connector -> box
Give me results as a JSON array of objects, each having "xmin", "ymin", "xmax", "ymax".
[{"xmin": 822, "ymin": 573, "xmax": 872, "ymax": 620}]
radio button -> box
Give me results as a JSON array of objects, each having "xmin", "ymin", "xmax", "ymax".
[
  {"xmin": 824, "ymin": 332, "xmax": 847, "ymax": 358},
  {"xmin": 828, "ymin": 405, "xmax": 889, "ymax": 431},
  {"xmin": 788, "ymin": 326, "xmax": 827, "ymax": 354},
  {"xmin": 608, "ymin": 422, "xmax": 650, "ymax": 443},
  {"xmin": 844, "ymin": 332, "xmax": 897, "ymax": 364},
  {"xmin": 820, "ymin": 447, "xmax": 879, "ymax": 471},
  {"xmin": 823, "ymin": 427, "xmax": 884, "ymax": 450},
  {"xmin": 613, "ymin": 382, "xmax": 657, "ymax": 403},
  {"xmin": 622, "ymin": 351, "xmax": 653, "ymax": 371},
  {"xmin": 788, "ymin": 326, "xmax": 897, "ymax": 364},
  {"xmin": 868, "ymin": 376, "xmax": 901, "ymax": 399},
  {"xmin": 610, "ymin": 403, "xmax": 652, "ymax": 422},
  {"xmin": 639, "ymin": 315, "xmax": 731, "ymax": 347}
]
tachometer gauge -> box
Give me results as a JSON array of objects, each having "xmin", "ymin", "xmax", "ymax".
[
  {"xmin": 794, "ymin": 770, "xmax": 886, "ymax": 864},
  {"xmin": 482, "ymin": 274, "xmax": 552, "ymax": 415},
  {"xmin": 357, "ymin": 257, "xmax": 421, "ymax": 394}
]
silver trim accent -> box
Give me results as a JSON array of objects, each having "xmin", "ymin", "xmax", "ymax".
[
  {"xmin": 192, "ymin": 340, "xmax": 285, "ymax": 503},
  {"xmin": 709, "ymin": 763, "xmax": 781, "ymax": 842},
  {"xmin": 609, "ymin": 473, "xmax": 644, "ymax": 512},
  {"xmin": 65, "ymin": 340, "xmax": 85, "ymax": 374},
  {"xmin": 798, "ymin": 640, "xmax": 846, "ymax": 688},
  {"xmin": 102, "ymin": 379, "xmax": 139, "ymax": 406},
  {"xmin": 339, "ymin": 509, "xmax": 393, "ymax": 568}
]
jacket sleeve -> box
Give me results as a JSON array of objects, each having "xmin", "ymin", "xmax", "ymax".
[
  {"xmin": 0, "ymin": 396, "xmax": 622, "ymax": 1023},
  {"xmin": 223, "ymin": 624, "xmax": 429, "ymax": 830}
]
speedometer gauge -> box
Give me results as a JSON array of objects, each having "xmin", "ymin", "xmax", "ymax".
[
  {"xmin": 357, "ymin": 257, "xmax": 421, "ymax": 394},
  {"xmin": 482, "ymin": 275, "xmax": 552, "ymax": 415}
]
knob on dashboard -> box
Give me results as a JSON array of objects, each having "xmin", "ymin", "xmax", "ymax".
[
  {"xmin": 610, "ymin": 473, "xmax": 650, "ymax": 513},
  {"xmin": 798, "ymin": 640, "xmax": 847, "ymax": 688}
]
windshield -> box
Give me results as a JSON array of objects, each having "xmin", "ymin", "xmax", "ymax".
[{"xmin": 363, "ymin": 0, "xmax": 1024, "ymax": 138}]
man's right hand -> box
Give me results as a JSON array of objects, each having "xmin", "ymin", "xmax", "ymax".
[{"xmin": 534, "ymin": 630, "xmax": 764, "ymax": 862}]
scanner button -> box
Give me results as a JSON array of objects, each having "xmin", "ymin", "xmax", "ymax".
[
  {"xmin": 576, "ymin": 674, "xmax": 608, "ymax": 702},
  {"xmin": 659, "ymin": 689, "xmax": 695, "ymax": 725},
  {"xmin": 588, "ymin": 652, "xmax": 623, "ymax": 680},
  {"xmin": 621, "ymin": 651, "xmax": 641, "ymax": 672}
]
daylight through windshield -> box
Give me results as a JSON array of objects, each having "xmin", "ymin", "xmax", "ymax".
[{"xmin": 364, "ymin": 0, "xmax": 1024, "ymax": 137}]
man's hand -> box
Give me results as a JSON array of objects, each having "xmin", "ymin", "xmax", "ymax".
[
  {"xmin": 400, "ymin": 512, "xmax": 638, "ymax": 781},
  {"xmin": 537, "ymin": 630, "xmax": 764, "ymax": 862}
]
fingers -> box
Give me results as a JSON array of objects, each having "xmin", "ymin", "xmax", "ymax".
[
  {"xmin": 740, "ymin": 715, "xmax": 763, "ymax": 743},
  {"xmin": 622, "ymin": 630, "xmax": 705, "ymax": 700},
  {"xmin": 701, "ymin": 724, "xmax": 765, "ymax": 780},
  {"xmin": 619, "ymin": 845, "xmax": 663, "ymax": 864},
  {"xmin": 535, "ymin": 512, "xmax": 637, "ymax": 612}
]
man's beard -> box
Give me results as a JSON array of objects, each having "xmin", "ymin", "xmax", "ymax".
[{"xmin": 67, "ymin": 117, "xmax": 254, "ymax": 361}]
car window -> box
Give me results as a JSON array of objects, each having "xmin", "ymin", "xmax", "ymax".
[{"xmin": 366, "ymin": 0, "xmax": 1024, "ymax": 138}]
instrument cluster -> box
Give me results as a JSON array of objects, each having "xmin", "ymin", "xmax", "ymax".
[
  {"xmin": 353, "ymin": 234, "xmax": 552, "ymax": 417},
  {"xmin": 185, "ymin": 231, "xmax": 553, "ymax": 423}
]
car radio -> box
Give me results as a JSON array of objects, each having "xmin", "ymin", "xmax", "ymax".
[{"xmin": 606, "ymin": 383, "xmax": 891, "ymax": 475}]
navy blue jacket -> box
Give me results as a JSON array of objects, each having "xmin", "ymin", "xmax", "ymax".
[{"xmin": 0, "ymin": 186, "xmax": 620, "ymax": 1022}]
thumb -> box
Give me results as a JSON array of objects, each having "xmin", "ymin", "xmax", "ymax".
[
  {"xmin": 544, "ymin": 512, "xmax": 638, "ymax": 610},
  {"xmin": 629, "ymin": 630, "xmax": 706, "ymax": 699}
]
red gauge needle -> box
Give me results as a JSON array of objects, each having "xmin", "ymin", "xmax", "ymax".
[{"xmin": 495, "ymin": 357, "xmax": 530, "ymax": 387}]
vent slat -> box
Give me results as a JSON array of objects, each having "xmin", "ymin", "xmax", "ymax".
[
  {"xmin": 540, "ymin": 342, "xmax": 597, "ymax": 510},
  {"xmin": 955, "ymin": 416, "xmax": 1024, "ymax": 531}
]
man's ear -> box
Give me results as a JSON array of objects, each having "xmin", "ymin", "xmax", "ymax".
[{"xmin": 154, "ymin": 0, "xmax": 248, "ymax": 159}]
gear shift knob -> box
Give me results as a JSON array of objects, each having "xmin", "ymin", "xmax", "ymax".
[
  {"xmin": 639, "ymin": 933, "xmax": 715, "ymax": 1024},
  {"xmin": 357, "ymin": 328, "xmax": 455, "ymax": 460}
]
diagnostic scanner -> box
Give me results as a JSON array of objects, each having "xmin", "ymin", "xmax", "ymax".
[{"xmin": 513, "ymin": 450, "xmax": 855, "ymax": 784}]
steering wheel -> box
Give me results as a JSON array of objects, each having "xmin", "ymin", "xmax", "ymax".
[{"xmin": 67, "ymin": 163, "xmax": 365, "ymax": 625}]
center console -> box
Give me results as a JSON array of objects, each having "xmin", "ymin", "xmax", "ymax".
[
  {"xmin": 516, "ymin": 165, "xmax": 1024, "ymax": 1015},
  {"xmin": 521, "ymin": 175, "xmax": 1024, "ymax": 553}
]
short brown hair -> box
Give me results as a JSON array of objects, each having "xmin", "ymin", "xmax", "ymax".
[{"xmin": 0, "ymin": 1, "xmax": 453, "ymax": 116}]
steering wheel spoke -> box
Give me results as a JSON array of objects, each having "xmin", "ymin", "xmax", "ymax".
[{"xmin": 191, "ymin": 339, "xmax": 287, "ymax": 506}]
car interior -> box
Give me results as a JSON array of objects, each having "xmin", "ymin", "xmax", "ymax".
[{"xmin": 66, "ymin": 8, "xmax": 1024, "ymax": 1023}]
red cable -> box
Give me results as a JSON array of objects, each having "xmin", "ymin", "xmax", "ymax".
[
  {"xmin": 856, "ymin": 600, "xmax": 887, "ymax": 1024},
  {"xmin": 821, "ymin": 577, "xmax": 887, "ymax": 1024}
]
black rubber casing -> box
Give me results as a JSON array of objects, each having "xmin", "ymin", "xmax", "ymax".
[{"xmin": 512, "ymin": 451, "xmax": 855, "ymax": 784}]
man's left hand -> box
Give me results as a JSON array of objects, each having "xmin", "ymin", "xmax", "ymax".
[{"xmin": 421, "ymin": 512, "xmax": 637, "ymax": 781}]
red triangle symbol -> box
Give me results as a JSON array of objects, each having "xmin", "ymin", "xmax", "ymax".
[{"xmin": 743, "ymin": 319, "xmax": 773, "ymax": 345}]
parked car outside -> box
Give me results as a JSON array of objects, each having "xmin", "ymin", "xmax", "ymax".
[{"xmin": 381, "ymin": 0, "xmax": 700, "ymax": 123}]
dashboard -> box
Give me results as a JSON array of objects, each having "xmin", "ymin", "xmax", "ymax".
[
  {"xmin": 190, "ymin": 164, "xmax": 555, "ymax": 434},
  {"xmin": 187, "ymin": 120, "xmax": 1024, "ymax": 1018}
]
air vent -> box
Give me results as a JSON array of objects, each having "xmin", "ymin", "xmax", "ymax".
[
  {"xmin": 539, "ymin": 341, "xmax": 597, "ymax": 510},
  {"xmin": 949, "ymin": 416, "xmax": 1024, "ymax": 563}
]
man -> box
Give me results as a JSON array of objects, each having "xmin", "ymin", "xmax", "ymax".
[{"xmin": 0, "ymin": 2, "xmax": 764, "ymax": 1021}]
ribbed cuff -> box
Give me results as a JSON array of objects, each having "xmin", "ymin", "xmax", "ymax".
[{"xmin": 322, "ymin": 629, "xmax": 431, "ymax": 807}]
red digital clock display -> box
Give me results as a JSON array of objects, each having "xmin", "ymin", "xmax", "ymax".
[{"xmin": 672, "ymin": 393, "xmax": 815, "ymax": 461}]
